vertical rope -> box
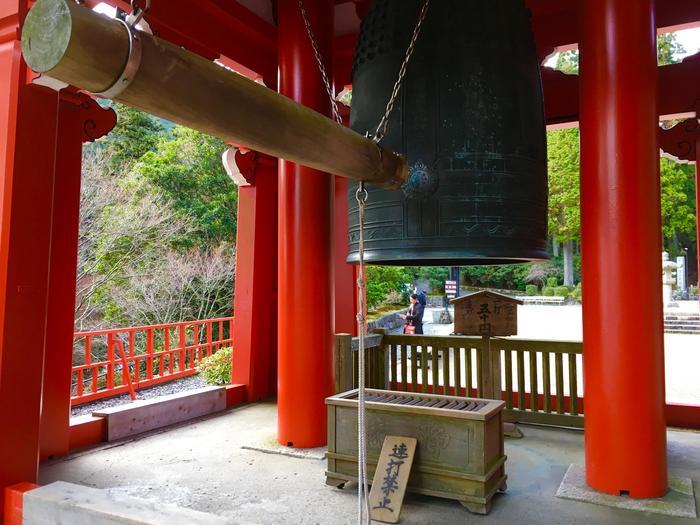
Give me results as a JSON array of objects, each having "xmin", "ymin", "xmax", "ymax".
[{"xmin": 355, "ymin": 182, "xmax": 370, "ymax": 525}]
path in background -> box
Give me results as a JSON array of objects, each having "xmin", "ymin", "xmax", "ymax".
[{"xmin": 422, "ymin": 303, "xmax": 699, "ymax": 405}]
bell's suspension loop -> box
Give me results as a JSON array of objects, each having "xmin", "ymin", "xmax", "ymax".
[{"xmin": 94, "ymin": 17, "xmax": 142, "ymax": 99}]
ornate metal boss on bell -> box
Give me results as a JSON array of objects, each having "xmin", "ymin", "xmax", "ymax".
[{"xmin": 348, "ymin": 0, "xmax": 548, "ymax": 265}]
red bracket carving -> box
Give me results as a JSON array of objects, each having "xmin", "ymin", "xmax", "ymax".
[
  {"xmin": 226, "ymin": 148, "xmax": 277, "ymax": 186},
  {"xmin": 59, "ymin": 91, "xmax": 117, "ymax": 143},
  {"xmin": 659, "ymin": 117, "xmax": 699, "ymax": 163}
]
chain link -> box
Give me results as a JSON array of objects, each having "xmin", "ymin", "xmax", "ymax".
[
  {"xmin": 373, "ymin": 0, "xmax": 430, "ymax": 142},
  {"xmin": 298, "ymin": 0, "xmax": 343, "ymax": 125},
  {"xmin": 298, "ymin": 4, "xmax": 428, "ymax": 523},
  {"xmin": 127, "ymin": 0, "xmax": 150, "ymax": 27}
]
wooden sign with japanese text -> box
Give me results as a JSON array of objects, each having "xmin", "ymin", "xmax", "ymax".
[
  {"xmin": 450, "ymin": 290, "xmax": 522, "ymax": 336},
  {"xmin": 369, "ymin": 436, "xmax": 417, "ymax": 523}
]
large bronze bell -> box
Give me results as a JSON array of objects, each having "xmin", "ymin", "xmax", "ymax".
[{"xmin": 348, "ymin": 0, "xmax": 548, "ymax": 265}]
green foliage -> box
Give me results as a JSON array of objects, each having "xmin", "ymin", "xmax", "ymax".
[
  {"xmin": 365, "ymin": 266, "xmax": 412, "ymax": 309},
  {"xmin": 462, "ymin": 264, "xmax": 531, "ymax": 291},
  {"xmin": 553, "ymin": 286, "xmax": 570, "ymax": 298},
  {"xmin": 542, "ymin": 286, "xmax": 555, "ymax": 297},
  {"xmin": 136, "ymin": 127, "xmax": 237, "ymax": 247},
  {"xmin": 657, "ymin": 33, "xmax": 685, "ymax": 66},
  {"xmin": 410, "ymin": 267, "xmax": 449, "ymax": 292},
  {"xmin": 547, "ymin": 128, "xmax": 580, "ymax": 245},
  {"xmin": 103, "ymin": 103, "xmax": 164, "ymax": 170},
  {"xmin": 660, "ymin": 157, "xmax": 696, "ymax": 246},
  {"xmin": 524, "ymin": 262, "xmax": 563, "ymax": 288},
  {"xmin": 197, "ymin": 347, "xmax": 232, "ymax": 386},
  {"xmin": 555, "ymin": 50, "xmax": 578, "ymax": 75},
  {"xmin": 572, "ymin": 282, "xmax": 582, "ymax": 302},
  {"xmin": 552, "ymin": 32, "xmax": 684, "ymax": 74},
  {"xmin": 78, "ymin": 108, "xmax": 236, "ymax": 329},
  {"xmin": 546, "ymin": 277, "xmax": 558, "ymax": 288},
  {"xmin": 525, "ymin": 284, "xmax": 538, "ymax": 296}
]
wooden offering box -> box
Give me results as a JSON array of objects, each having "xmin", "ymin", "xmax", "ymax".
[{"xmin": 326, "ymin": 389, "xmax": 506, "ymax": 514}]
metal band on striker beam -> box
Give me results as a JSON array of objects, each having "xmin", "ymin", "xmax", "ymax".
[{"xmin": 94, "ymin": 17, "xmax": 142, "ymax": 99}]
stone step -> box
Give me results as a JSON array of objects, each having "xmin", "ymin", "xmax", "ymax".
[
  {"xmin": 23, "ymin": 481, "xmax": 230, "ymax": 524},
  {"xmin": 93, "ymin": 385, "xmax": 226, "ymax": 441},
  {"xmin": 664, "ymin": 328, "xmax": 700, "ymax": 334}
]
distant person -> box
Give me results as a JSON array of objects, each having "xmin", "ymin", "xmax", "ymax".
[{"xmin": 400, "ymin": 293, "xmax": 425, "ymax": 334}]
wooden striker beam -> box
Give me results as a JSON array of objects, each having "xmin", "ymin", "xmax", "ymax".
[{"xmin": 21, "ymin": 0, "xmax": 407, "ymax": 189}]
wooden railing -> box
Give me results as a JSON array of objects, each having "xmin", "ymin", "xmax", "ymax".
[
  {"xmin": 334, "ymin": 331, "xmax": 584, "ymax": 429},
  {"xmin": 72, "ymin": 317, "xmax": 234, "ymax": 405}
]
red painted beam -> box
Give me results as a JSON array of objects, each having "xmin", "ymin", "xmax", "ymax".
[
  {"xmin": 527, "ymin": 0, "xmax": 700, "ymax": 57},
  {"xmin": 543, "ymin": 53, "xmax": 700, "ymax": 126},
  {"xmin": 92, "ymin": 0, "xmax": 277, "ymax": 83}
]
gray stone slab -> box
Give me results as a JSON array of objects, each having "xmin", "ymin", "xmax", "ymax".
[
  {"xmin": 23, "ymin": 481, "xmax": 232, "ymax": 524},
  {"xmin": 93, "ymin": 386, "xmax": 226, "ymax": 441},
  {"xmin": 556, "ymin": 464, "xmax": 697, "ymax": 518}
]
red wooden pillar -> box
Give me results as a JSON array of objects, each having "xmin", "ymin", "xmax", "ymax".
[
  {"xmin": 0, "ymin": 11, "xmax": 59, "ymax": 507},
  {"xmin": 230, "ymin": 149, "xmax": 278, "ymax": 401},
  {"xmin": 579, "ymin": 0, "xmax": 667, "ymax": 497},
  {"xmin": 277, "ymin": 0, "xmax": 335, "ymax": 447},
  {"xmin": 39, "ymin": 94, "xmax": 116, "ymax": 460},
  {"xmin": 334, "ymin": 176, "xmax": 357, "ymax": 336}
]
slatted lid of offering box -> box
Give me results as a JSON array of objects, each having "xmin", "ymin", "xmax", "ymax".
[{"xmin": 327, "ymin": 388, "xmax": 504, "ymax": 421}]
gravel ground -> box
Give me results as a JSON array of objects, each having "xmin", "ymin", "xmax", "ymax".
[{"xmin": 71, "ymin": 375, "xmax": 208, "ymax": 417}]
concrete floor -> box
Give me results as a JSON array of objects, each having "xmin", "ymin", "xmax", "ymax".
[{"xmin": 41, "ymin": 402, "xmax": 700, "ymax": 525}]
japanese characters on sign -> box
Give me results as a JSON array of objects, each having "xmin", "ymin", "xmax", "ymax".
[
  {"xmin": 451, "ymin": 291, "xmax": 520, "ymax": 336},
  {"xmin": 369, "ymin": 436, "xmax": 417, "ymax": 523},
  {"xmin": 445, "ymin": 280, "xmax": 458, "ymax": 299}
]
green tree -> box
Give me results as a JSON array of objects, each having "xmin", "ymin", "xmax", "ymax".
[
  {"xmin": 136, "ymin": 126, "xmax": 237, "ymax": 247},
  {"xmin": 547, "ymin": 128, "xmax": 580, "ymax": 286},
  {"xmin": 657, "ymin": 32, "xmax": 685, "ymax": 66},
  {"xmin": 365, "ymin": 266, "xmax": 412, "ymax": 309},
  {"xmin": 660, "ymin": 157, "xmax": 696, "ymax": 251},
  {"xmin": 102, "ymin": 103, "xmax": 164, "ymax": 170},
  {"xmin": 555, "ymin": 50, "xmax": 578, "ymax": 74}
]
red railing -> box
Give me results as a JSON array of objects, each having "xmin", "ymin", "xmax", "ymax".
[{"xmin": 71, "ymin": 317, "xmax": 233, "ymax": 406}]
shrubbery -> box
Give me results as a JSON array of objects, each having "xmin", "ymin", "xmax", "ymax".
[
  {"xmin": 525, "ymin": 284, "xmax": 538, "ymax": 296},
  {"xmin": 462, "ymin": 264, "xmax": 531, "ymax": 291},
  {"xmin": 553, "ymin": 286, "xmax": 570, "ymax": 298},
  {"xmin": 542, "ymin": 286, "xmax": 555, "ymax": 296},
  {"xmin": 366, "ymin": 266, "xmax": 412, "ymax": 309},
  {"xmin": 197, "ymin": 347, "xmax": 232, "ymax": 386},
  {"xmin": 572, "ymin": 282, "xmax": 582, "ymax": 302},
  {"xmin": 546, "ymin": 277, "xmax": 559, "ymax": 288}
]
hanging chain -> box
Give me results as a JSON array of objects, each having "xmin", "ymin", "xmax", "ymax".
[
  {"xmin": 297, "ymin": 4, "xmax": 429, "ymax": 524},
  {"xmin": 373, "ymin": 0, "xmax": 430, "ymax": 143},
  {"xmin": 127, "ymin": 0, "xmax": 151, "ymax": 27},
  {"xmin": 298, "ymin": 0, "xmax": 343, "ymax": 125},
  {"xmin": 355, "ymin": 182, "xmax": 370, "ymax": 525}
]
